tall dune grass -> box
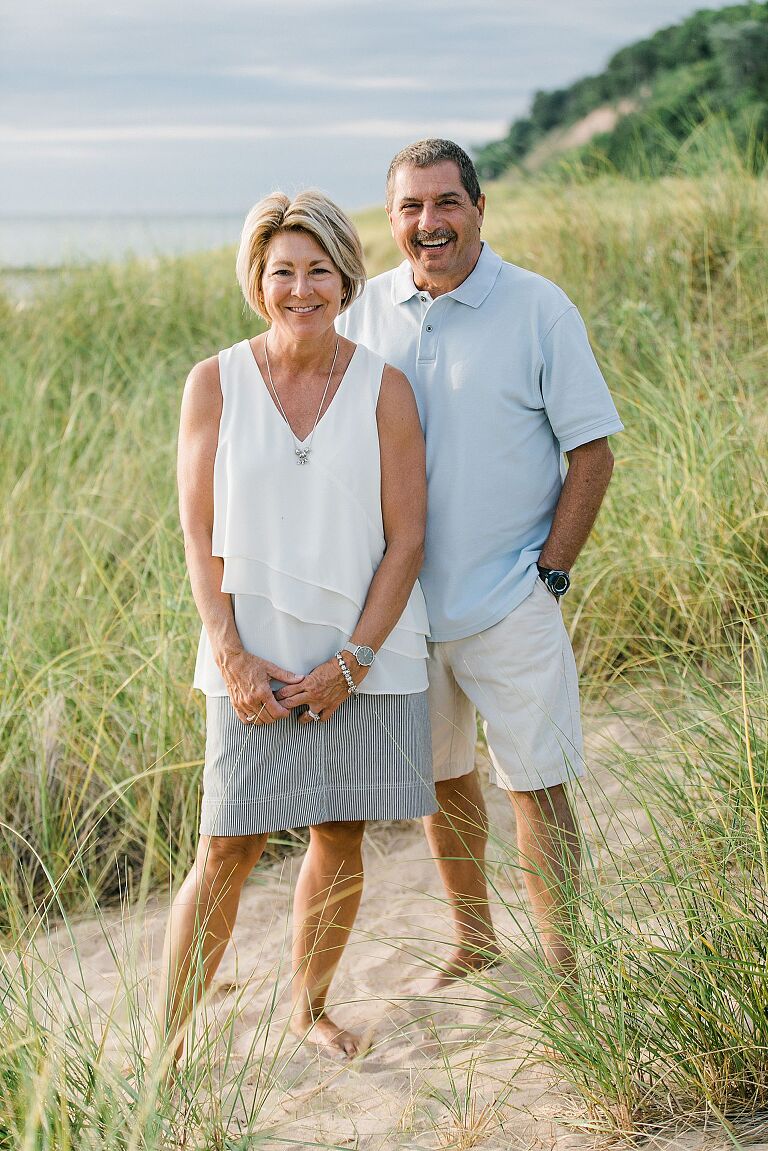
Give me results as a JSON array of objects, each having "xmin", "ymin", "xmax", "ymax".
[
  {"xmin": 1, "ymin": 161, "xmax": 767, "ymax": 1141},
  {"xmin": 1, "ymin": 252, "xmax": 267, "ymax": 918},
  {"xmin": 474, "ymin": 629, "xmax": 768, "ymax": 1135}
]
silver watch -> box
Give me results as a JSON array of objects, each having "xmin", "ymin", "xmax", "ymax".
[{"xmin": 343, "ymin": 641, "xmax": 375, "ymax": 667}]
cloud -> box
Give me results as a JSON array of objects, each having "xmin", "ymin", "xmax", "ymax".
[
  {"xmin": 220, "ymin": 66, "xmax": 436, "ymax": 92},
  {"xmin": 0, "ymin": 0, "xmax": 730, "ymax": 215},
  {"xmin": 0, "ymin": 119, "xmax": 508, "ymax": 146}
]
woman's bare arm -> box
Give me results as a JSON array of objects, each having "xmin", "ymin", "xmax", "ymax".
[{"xmin": 178, "ymin": 357, "xmax": 302, "ymax": 723}]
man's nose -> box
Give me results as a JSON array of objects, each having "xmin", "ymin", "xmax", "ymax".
[{"xmin": 419, "ymin": 203, "xmax": 440, "ymax": 232}]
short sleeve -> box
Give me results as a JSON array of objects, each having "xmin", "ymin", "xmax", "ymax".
[{"xmin": 539, "ymin": 306, "xmax": 624, "ymax": 453}]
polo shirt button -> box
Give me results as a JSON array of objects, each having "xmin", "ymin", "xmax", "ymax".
[
  {"xmin": 426, "ymin": 324, "xmax": 433, "ymax": 332},
  {"xmin": 420, "ymin": 294, "xmax": 428, "ymax": 302}
]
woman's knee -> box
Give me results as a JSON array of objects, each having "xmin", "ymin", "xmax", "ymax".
[
  {"xmin": 197, "ymin": 833, "xmax": 267, "ymax": 876},
  {"xmin": 309, "ymin": 820, "xmax": 366, "ymax": 856}
]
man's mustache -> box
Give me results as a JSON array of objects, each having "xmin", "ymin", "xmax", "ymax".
[{"xmin": 413, "ymin": 229, "xmax": 457, "ymax": 245}]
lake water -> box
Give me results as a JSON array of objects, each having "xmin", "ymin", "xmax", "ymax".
[{"xmin": 0, "ymin": 214, "xmax": 246, "ymax": 270}]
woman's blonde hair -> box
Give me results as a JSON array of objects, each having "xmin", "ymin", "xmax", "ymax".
[{"xmin": 236, "ymin": 189, "xmax": 366, "ymax": 321}]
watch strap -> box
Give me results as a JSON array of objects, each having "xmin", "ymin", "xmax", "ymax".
[{"xmin": 537, "ymin": 565, "xmax": 571, "ymax": 598}]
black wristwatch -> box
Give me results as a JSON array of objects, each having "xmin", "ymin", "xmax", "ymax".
[{"xmin": 537, "ymin": 564, "xmax": 571, "ymax": 599}]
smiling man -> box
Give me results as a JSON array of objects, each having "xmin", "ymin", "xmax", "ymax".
[{"xmin": 338, "ymin": 139, "xmax": 623, "ymax": 986}]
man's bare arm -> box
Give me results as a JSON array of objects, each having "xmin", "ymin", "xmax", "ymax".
[{"xmin": 537, "ymin": 437, "xmax": 615, "ymax": 572}]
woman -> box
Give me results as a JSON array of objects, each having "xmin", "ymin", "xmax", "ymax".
[{"xmin": 158, "ymin": 190, "xmax": 436, "ymax": 1060}]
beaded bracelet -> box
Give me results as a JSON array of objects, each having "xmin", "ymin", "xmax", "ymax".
[{"xmin": 335, "ymin": 651, "xmax": 358, "ymax": 695}]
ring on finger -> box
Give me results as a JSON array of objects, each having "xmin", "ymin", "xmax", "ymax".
[
  {"xmin": 307, "ymin": 708, "xmax": 321, "ymax": 722},
  {"xmin": 245, "ymin": 712, "xmax": 260, "ymax": 724}
]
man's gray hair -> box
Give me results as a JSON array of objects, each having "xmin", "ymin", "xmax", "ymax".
[{"xmin": 386, "ymin": 139, "xmax": 482, "ymax": 209}]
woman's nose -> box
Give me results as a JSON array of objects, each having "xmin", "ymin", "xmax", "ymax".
[{"xmin": 292, "ymin": 273, "xmax": 312, "ymax": 297}]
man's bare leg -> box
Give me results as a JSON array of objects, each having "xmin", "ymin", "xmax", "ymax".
[
  {"xmin": 421, "ymin": 769, "xmax": 500, "ymax": 989},
  {"xmin": 156, "ymin": 833, "xmax": 268, "ymax": 1061},
  {"xmin": 290, "ymin": 820, "xmax": 366, "ymax": 1058},
  {"xmin": 507, "ymin": 783, "xmax": 580, "ymax": 979}
]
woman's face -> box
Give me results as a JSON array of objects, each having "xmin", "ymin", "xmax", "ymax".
[{"xmin": 261, "ymin": 230, "xmax": 344, "ymax": 338}]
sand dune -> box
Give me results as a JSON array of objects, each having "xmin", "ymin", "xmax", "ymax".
[{"xmin": 43, "ymin": 710, "xmax": 768, "ymax": 1150}]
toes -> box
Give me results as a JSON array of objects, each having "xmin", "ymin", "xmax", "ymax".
[
  {"xmin": 322, "ymin": 1026, "xmax": 358, "ymax": 1058},
  {"xmin": 340, "ymin": 1035, "xmax": 359, "ymax": 1058},
  {"xmin": 321, "ymin": 1026, "xmax": 362, "ymax": 1059},
  {"xmin": 291, "ymin": 1012, "xmax": 367, "ymax": 1060}
]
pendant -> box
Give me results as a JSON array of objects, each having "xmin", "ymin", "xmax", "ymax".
[{"xmin": 295, "ymin": 448, "xmax": 310, "ymax": 465}]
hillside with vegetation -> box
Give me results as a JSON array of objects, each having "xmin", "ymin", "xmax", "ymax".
[{"xmin": 475, "ymin": 2, "xmax": 768, "ymax": 177}]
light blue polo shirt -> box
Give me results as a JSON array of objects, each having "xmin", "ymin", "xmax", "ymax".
[{"xmin": 337, "ymin": 243, "xmax": 623, "ymax": 643}]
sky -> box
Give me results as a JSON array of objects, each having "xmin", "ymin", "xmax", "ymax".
[{"xmin": 1, "ymin": 0, "xmax": 729, "ymax": 216}]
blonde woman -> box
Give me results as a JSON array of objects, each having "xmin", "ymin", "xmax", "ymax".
[{"xmin": 158, "ymin": 191, "xmax": 435, "ymax": 1060}]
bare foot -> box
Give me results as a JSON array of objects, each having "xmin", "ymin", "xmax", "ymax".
[
  {"xmin": 410, "ymin": 943, "xmax": 504, "ymax": 994},
  {"xmin": 291, "ymin": 1012, "xmax": 365, "ymax": 1060}
]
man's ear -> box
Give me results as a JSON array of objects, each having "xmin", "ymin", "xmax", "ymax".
[{"xmin": 476, "ymin": 193, "xmax": 486, "ymax": 229}]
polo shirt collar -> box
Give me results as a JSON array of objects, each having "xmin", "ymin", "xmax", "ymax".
[{"xmin": 390, "ymin": 242, "xmax": 503, "ymax": 308}]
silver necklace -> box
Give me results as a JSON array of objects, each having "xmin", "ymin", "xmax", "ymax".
[{"xmin": 263, "ymin": 336, "xmax": 340, "ymax": 465}]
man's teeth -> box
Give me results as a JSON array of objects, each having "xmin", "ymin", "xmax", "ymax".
[{"xmin": 420, "ymin": 239, "xmax": 450, "ymax": 248}]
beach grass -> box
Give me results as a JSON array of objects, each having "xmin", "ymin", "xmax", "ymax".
[
  {"xmin": 1, "ymin": 153, "xmax": 767, "ymax": 1143},
  {"xmin": 473, "ymin": 630, "xmax": 768, "ymax": 1136}
]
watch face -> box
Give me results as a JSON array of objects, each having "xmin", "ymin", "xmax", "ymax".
[
  {"xmin": 355, "ymin": 645, "xmax": 375, "ymax": 666},
  {"xmin": 549, "ymin": 572, "xmax": 570, "ymax": 595}
]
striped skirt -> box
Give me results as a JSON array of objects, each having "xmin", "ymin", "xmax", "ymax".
[{"xmin": 200, "ymin": 692, "xmax": 437, "ymax": 836}]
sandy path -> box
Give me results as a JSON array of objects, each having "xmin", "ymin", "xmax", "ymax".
[{"xmin": 45, "ymin": 711, "xmax": 768, "ymax": 1150}]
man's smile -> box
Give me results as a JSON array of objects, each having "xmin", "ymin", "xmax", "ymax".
[{"xmin": 414, "ymin": 231, "xmax": 456, "ymax": 251}]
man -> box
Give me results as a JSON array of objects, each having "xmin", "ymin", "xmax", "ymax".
[{"xmin": 338, "ymin": 139, "xmax": 622, "ymax": 986}]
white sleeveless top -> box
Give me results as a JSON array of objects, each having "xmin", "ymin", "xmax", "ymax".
[{"xmin": 193, "ymin": 339, "xmax": 430, "ymax": 696}]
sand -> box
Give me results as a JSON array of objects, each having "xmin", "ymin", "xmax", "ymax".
[
  {"xmin": 523, "ymin": 99, "xmax": 637, "ymax": 171},
  {"xmin": 43, "ymin": 709, "xmax": 768, "ymax": 1150}
]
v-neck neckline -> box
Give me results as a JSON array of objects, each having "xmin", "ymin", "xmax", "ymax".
[{"xmin": 245, "ymin": 339, "xmax": 358, "ymax": 446}]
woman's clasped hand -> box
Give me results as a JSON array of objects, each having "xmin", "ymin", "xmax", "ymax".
[
  {"xmin": 277, "ymin": 656, "xmax": 370, "ymax": 723},
  {"xmin": 221, "ymin": 650, "xmax": 369, "ymax": 726},
  {"xmin": 218, "ymin": 649, "xmax": 303, "ymax": 725}
]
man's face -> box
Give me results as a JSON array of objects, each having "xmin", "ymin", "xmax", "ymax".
[{"xmin": 387, "ymin": 160, "xmax": 485, "ymax": 293}]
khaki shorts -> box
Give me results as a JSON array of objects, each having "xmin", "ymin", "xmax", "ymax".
[{"xmin": 427, "ymin": 580, "xmax": 585, "ymax": 792}]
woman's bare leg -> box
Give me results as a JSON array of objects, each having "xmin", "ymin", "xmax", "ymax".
[
  {"xmin": 290, "ymin": 820, "xmax": 366, "ymax": 1057},
  {"xmin": 156, "ymin": 833, "xmax": 268, "ymax": 1058}
]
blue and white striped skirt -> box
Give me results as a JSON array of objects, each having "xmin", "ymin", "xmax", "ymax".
[{"xmin": 200, "ymin": 692, "xmax": 437, "ymax": 836}]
